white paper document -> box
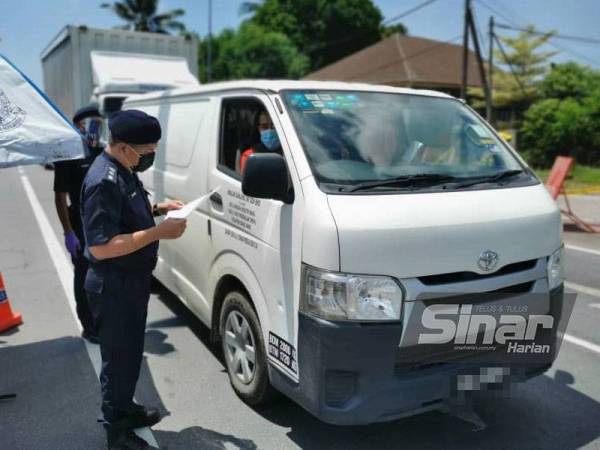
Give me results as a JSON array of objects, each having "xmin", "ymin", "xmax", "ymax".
[{"xmin": 166, "ymin": 188, "xmax": 220, "ymax": 219}]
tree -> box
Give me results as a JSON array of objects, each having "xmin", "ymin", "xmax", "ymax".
[
  {"xmin": 198, "ymin": 23, "xmax": 310, "ymax": 82},
  {"xmin": 381, "ymin": 23, "xmax": 408, "ymax": 38},
  {"xmin": 520, "ymin": 63, "xmax": 600, "ymax": 167},
  {"xmin": 243, "ymin": 0, "xmax": 388, "ymax": 71},
  {"xmin": 470, "ymin": 26, "xmax": 556, "ymax": 111},
  {"xmin": 101, "ymin": 0, "xmax": 186, "ymax": 34},
  {"xmin": 541, "ymin": 62, "xmax": 600, "ymax": 100}
]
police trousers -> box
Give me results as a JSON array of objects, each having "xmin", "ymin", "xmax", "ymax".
[
  {"xmin": 69, "ymin": 207, "xmax": 96, "ymax": 334},
  {"xmin": 85, "ymin": 267, "xmax": 151, "ymax": 425}
]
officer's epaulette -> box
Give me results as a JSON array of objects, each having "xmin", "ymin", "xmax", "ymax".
[{"xmin": 103, "ymin": 165, "xmax": 118, "ymax": 184}]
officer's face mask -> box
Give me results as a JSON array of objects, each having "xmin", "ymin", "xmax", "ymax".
[
  {"xmin": 82, "ymin": 117, "xmax": 103, "ymax": 148},
  {"xmin": 260, "ymin": 129, "xmax": 280, "ymax": 151},
  {"xmin": 125, "ymin": 145, "xmax": 155, "ymax": 172}
]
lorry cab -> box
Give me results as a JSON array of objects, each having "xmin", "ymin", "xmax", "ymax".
[{"xmin": 125, "ymin": 80, "xmax": 564, "ymax": 425}]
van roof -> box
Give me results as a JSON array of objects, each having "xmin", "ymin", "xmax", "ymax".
[{"xmin": 124, "ymin": 79, "xmax": 456, "ymax": 104}]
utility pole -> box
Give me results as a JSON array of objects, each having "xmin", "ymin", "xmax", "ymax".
[
  {"xmin": 207, "ymin": 0, "xmax": 212, "ymax": 83},
  {"xmin": 467, "ymin": 7, "xmax": 490, "ymax": 119},
  {"xmin": 461, "ymin": 0, "xmax": 470, "ymax": 100},
  {"xmin": 487, "ymin": 16, "xmax": 494, "ymax": 123},
  {"xmin": 461, "ymin": 0, "xmax": 491, "ymax": 118}
]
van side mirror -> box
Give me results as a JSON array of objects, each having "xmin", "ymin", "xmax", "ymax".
[{"xmin": 242, "ymin": 154, "xmax": 294, "ymax": 204}]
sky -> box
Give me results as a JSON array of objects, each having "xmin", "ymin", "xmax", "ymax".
[{"xmin": 1, "ymin": 0, "xmax": 600, "ymax": 87}]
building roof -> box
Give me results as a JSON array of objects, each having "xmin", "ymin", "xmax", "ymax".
[
  {"xmin": 124, "ymin": 79, "xmax": 456, "ymax": 104},
  {"xmin": 304, "ymin": 33, "xmax": 484, "ymax": 89}
]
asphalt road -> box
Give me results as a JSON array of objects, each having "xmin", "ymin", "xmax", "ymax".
[{"xmin": 1, "ymin": 165, "xmax": 599, "ymax": 450}]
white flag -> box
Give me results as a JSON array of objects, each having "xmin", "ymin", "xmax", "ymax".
[{"xmin": 0, "ymin": 54, "xmax": 84, "ymax": 169}]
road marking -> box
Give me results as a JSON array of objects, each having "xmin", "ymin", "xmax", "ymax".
[
  {"xmin": 565, "ymin": 244, "xmax": 600, "ymax": 257},
  {"xmin": 565, "ymin": 281, "xmax": 600, "ymax": 299},
  {"xmin": 19, "ymin": 167, "xmax": 158, "ymax": 447},
  {"xmin": 590, "ymin": 304, "xmax": 600, "ymax": 310},
  {"xmin": 561, "ymin": 333, "xmax": 600, "ymax": 356}
]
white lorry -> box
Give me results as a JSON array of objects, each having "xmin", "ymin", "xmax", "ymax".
[
  {"xmin": 126, "ymin": 80, "xmax": 564, "ymax": 425},
  {"xmin": 41, "ymin": 25, "xmax": 199, "ymax": 119}
]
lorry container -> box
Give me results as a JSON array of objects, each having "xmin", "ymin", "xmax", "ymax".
[{"xmin": 41, "ymin": 25, "xmax": 199, "ymax": 119}]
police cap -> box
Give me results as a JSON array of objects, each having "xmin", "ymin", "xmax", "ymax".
[
  {"xmin": 73, "ymin": 104, "xmax": 100, "ymax": 124},
  {"xmin": 108, "ymin": 110, "xmax": 162, "ymax": 145}
]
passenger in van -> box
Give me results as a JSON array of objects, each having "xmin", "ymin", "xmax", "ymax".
[{"xmin": 239, "ymin": 110, "xmax": 282, "ymax": 174}]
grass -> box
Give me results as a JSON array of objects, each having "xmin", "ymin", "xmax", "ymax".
[{"xmin": 533, "ymin": 165, "xmax": 600, "ymax": 194}]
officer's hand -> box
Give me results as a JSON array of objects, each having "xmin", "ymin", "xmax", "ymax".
[
  {"xmin": 156, "ymin": 218, "xmax": 187, "ymax": 239},
  {"xmin": 64, "ymin": 230, "xmax": 81, "ymax": 258},
  {"xmin": 157, "ymin": 200, "xmax": 184, "ymax": 216}
]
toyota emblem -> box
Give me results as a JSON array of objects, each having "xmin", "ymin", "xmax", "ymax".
[{"xmin": 478, "ymin": 250, "xmax": 499, "ymax": 272}]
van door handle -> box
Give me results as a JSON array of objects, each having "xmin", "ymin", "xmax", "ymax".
[{"xmin": 210, "ymin": 192, "xmax": 223, "ymax": 208}]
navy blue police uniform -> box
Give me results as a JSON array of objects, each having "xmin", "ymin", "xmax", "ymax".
[
  {"xmin": 53, "ymin": 105, "xmax": 103, "ymax": 339},
  {"xmin": 80, "ymin": 110, "xmax": 162, "ymax": 448}
]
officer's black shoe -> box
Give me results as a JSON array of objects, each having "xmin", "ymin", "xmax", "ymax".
[
  {"xmin": 107, "ymin": 429, "xmax": 151, "ymax": 450},
  {"xmin": 127, "ymin": 404, "xmax": 162, "ymax": 428},
  {"xmin": 81, "ymin": 329, "xmax": 100, "ymax": 344}
]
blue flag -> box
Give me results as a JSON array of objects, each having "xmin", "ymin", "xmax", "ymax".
[{"xmin": 0, "ymin": 54, "xmax": 84, "ymax": 168}]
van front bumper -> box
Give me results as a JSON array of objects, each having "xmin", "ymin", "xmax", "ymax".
[{"xmin": 268, "ymin": 286, "xmax": 564, "ymax": 425}]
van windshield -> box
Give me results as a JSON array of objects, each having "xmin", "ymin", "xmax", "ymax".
[{"xmin": 281, "ymin": 90, "xmax": 531, "ymax": 192}]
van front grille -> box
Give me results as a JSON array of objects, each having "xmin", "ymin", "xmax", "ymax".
[
  {"xmin": 418, "ymin": 259, "xmax": 538, "ymax": 286},
  {"xmin": 421, "ymin": 281, "xmax": 534, "ymax": 307}
]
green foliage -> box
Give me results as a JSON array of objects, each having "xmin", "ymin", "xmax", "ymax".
[
  {"xmin": 541, "ymin": 62, "xmax": 600, "ymax": 100},
  {"xmin": 101, "ymin": 0, "xmax": 186, "ymax": 34},
  {"xmin": 381, "ymin": 23, "xmax": 408, "ymax": 38},
  {"xmin": 520, "ymin": 64, "xmax": 600, "ymax": 167},
  {"xmin": 470, "ymin": 26, "xmax": 556, "ymax": 109},
  {"xmin": 198, "ymin": 24, "xmax": 310, "ymax": 82},
  {"xmin": 244, "ymin": 0, "xmax": 386, "ymax": 71}
]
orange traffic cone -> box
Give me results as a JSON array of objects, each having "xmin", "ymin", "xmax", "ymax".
[{"xmin": 0, "ymin": 272, "xmax": 23, "ymax": 332}]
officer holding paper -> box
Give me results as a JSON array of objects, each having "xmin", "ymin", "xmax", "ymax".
[{"xmin": 81, "ymin": 110, "xmax": 186, "ymax": 450}]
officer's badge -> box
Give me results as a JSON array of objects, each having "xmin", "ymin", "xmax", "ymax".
[
  {"xmin": 0, "ymin": 89, "xmax": 26, "ymax": 133},
  {"xmin": 106, "ymin": 166, "xmax": 117, "ymax": 183}
]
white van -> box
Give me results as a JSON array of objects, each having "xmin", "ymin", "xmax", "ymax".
[{"xmin": 125, "ymin": 80, "xmax": 564, "ymax": 425}]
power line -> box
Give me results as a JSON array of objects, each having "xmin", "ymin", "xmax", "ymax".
[
  {"xmin": 383, "ymin": 0, "xmax": 439, "ymax": 26},
  {"xmin": 476, "ymin": 0, "xmax": 600, "ymax": 67},
  {"xmin": 493, "ymin": 33, "xmax": 528, "ymax": 97},
  {"xmin": 495, "ymin": 23, "xmax": 600, "ymax": 45},
  {"xmin": 308, "ymin": 0, "xmax": 439, "ymax": 52}
]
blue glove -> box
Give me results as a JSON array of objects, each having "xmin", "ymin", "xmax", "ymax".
[{"xmin": 64, "ymin": 231, "xmax": 81, "ymax": 258}]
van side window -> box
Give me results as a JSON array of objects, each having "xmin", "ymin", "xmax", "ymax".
[{"xmin": 219, "ymin": 98, "xmax": 272, "ymax": 176}]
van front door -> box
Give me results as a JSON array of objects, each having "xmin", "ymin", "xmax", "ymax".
[{"xmin": 207, "ymin": 94, "xmax": 301, "ymax": 380}]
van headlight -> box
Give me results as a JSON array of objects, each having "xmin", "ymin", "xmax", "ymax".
[
  {"xmin": 300, "ymin": 265, "xmax": 403, "ymax": 321},
  {"xmin": 547, "ymin": 246, "xmax": 564, "ymax": 291}
]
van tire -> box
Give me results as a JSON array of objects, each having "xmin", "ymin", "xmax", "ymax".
[{"xmin": 220, "ymin": 291, "xmax": 275, "ymax": 406}]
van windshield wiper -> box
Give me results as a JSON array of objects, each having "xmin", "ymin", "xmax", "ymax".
[
  {"xmin": 344, "ymin": 174, "xmax": 459, "ymax": 192},
  {"xmin": 450, "ymin": 169, "xmax": 525, "ymax": 189}
]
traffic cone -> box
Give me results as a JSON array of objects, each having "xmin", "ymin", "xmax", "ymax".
[{"xmin": 0, "ymin": 272, "xmax": 22, "ymax": 332}]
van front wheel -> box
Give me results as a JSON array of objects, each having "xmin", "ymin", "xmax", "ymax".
[{"xmin": 220, "ymin": 291, "xmax": 274, "ymax": 405}]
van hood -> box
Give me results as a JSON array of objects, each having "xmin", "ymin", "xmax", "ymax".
[{"xmin": 326, "ymin": 184, "xmax": 561, "ymax": 278}]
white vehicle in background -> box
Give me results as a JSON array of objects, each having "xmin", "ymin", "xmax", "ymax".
[
  {"xmin": 126, "ymin": 80, "xmax": 564, "ymax": 425},
  {"xmin": 41, "ymin": 25, "xmax": 199, "ymax": 118}
]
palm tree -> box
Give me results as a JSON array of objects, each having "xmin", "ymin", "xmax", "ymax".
[
  {"xmin": 101, "ymin": 0, "xmax": 186, "ymax": 34},
  {"xmin": 239, "ymin": 1, "xmax": 263, "ymax": 17}
]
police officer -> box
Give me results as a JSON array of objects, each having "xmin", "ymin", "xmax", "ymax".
[
  {"xmin": 54, "ymin": 104, "xmax": 103, "ymax": 343},
  {"xmin": 81, "ymin": 110, "xmax": 186, "ymax": 449}
]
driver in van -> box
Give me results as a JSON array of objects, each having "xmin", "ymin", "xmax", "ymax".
[{"xmin": 239, "ymin": 109, "xmax": 282, "ymax": 174}]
